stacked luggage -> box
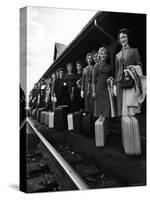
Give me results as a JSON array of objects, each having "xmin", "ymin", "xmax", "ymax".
[
  {"xmin": 35, "ymin": 105, "xmax": 69, "ymax": 131},
  {"xmin": 31, "ymin": 106, "xmax": 111, "ymax": 149},
  {"xmin": 67, "ymin": 111, "xmax": 95, "ymax": 137},
  {"xmin": 31, "ymin": 106, "xmax": 95, "ymax": 137}
]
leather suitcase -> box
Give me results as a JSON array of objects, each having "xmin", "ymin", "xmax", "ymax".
[
  {"xmin": 54, "ymin": 106, "xmax": 68, "ymax": 131},
  {"xmin": 82, "ymin": 112, "xmax": 94, "ymax": 136},
  {"xmin": 73, "ymin": 111, "xmax": 82, "ymax": 134},
  {"xmin": 32, "ymin": 109, "xmax": 37, "ymax": 119},
  {"xmin": 67, "ymin": 114, "xmax": 73, "ymax": 131},
  {"xmin": 95, "ymin": 117, "xmax": 105, "ymax": 147},
  {"xmin": 36, "ymin": 108, "xmax": 46, "ymax": 122},
  {"xmin": 57, "ymin": 105, "xmax": 69, "ymax": 114},
  {"xmin": 40, "ymin": 111, "xmax": 46, "ymax": 124},
  {"xmin": 121, "ymin": 116, "xmax": 141, "ymax": 155},
  {"xmin": 48, "ymin": 112, "xmax": 55, "ymax": 128},
  {"xmin": 44, "ymin": 112, "xmax": 49, "ymax": 126}
]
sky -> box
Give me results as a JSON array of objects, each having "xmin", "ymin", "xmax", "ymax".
[{"xmin": 22, "ymin": 6, "xmax": 97, "ymax": 100}]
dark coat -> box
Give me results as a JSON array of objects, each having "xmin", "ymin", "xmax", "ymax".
[
  {"xmin": 72, "ymin": 72, "xmax": 84, "ymax": 112},
  {"xmin": 93, "ymin": 61, "xmax": 111, "ymax": 117},
  {"xmin": 81, "ymin": 65, "xmax": 94, "ymax": 114},
  {"xmin": 54, "ymin": 77, "xmax": 71, "ymax": 107},
  {"xmin": 63, "ymin": 73, "xmax": 76, "ymax": 111},
  {"xmin": 29, "ymin": 88, "xmax": 38, "ymax": 109}
]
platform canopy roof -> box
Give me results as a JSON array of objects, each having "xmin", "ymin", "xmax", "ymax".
[{"xmin": 39, "ymin": 11, "xmax": 146, "ymax": 80}]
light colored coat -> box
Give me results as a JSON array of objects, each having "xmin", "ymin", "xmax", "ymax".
[
  {"xmin": 115, "ymin": 47, "xmax": 142, "ymax": 116},
  {"xmin": 122, "ymin": 65, "xmax": 146, "ymax": 116}
]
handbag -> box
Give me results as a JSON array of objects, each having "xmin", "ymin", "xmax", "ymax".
[{"xmin": 120, "ymin": 71, "xmax": 134, "ymax": 89}]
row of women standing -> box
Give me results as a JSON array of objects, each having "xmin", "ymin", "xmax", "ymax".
[
  {"xmin": 82, "ymin": 28, "xmax": 145, "ymax": 121},
  {"xmin": 29, "ymin": 46, "xmax": 111, "ymax": 116},
  {"xmin": 30, "ymin": 28, "xmax": 146, "ymax": 155},
  {"xmin": 30, "ymin": 27, "xmax": 145, "ymax": 121},
  {"xmin": 29, "ymin": 61, "xmax": 84, "ymax": 112},
  {"xmin": 53, "ymin": 62, "xmax": 84, "ymax": 112},
  {"xmin": 54, "ymin": 28, "xmax": 146, "ymax": 156},
  {"xmin": 53, "ymin": 49, "xmax": 111, "ymax": 118}
]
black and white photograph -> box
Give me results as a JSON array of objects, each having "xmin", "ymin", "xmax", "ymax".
[{"xmin": 20, "ymin": 6, "xmax": 146, "ymax": 194}]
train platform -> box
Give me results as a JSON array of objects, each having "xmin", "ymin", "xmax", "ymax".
[{"xmin": 28, "ymin": 116, "xmax": 146, "ymax": 187}]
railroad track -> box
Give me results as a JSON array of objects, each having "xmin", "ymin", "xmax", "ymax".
[
  {"xmin": 27, "ymin": 117, "xmax": 89, "ymax": 191},
  {"xmin": 21, "ymin": 117, "xmax": 125, "ymax": 193}
]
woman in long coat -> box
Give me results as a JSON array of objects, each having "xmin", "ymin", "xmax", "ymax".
[
  {"xmin": 115, "ymin": 28, "xmax": 143, "ymax": 155},
  {"xmin": 64, "ymin": 63, "xmax": 76, "ymax": 111},
  {"xmin": 81, "ymin": 53, "xmax": 94, "ymax": 114},
  {"xmin": 72, "ymin": 60, "xmax": 84, "ymax": 112},
  {"xmin": 54, "ymin": 68, "xmax": 70, "ymax": 107},
  {"xmin": 44, "ymin": 77, "xmax": 52, "ymax": 110},
  {"xmin": 115, "ymin": 28, "xmax": 142, "ymax": 116},
  {"xmin": 92, "ymin": 47, "xmax": 111, "ymax": 119}
]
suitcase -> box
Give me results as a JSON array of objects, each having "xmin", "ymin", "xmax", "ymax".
[
  {"xmin": 27, "ymin": 109, "xmax": 31, "ymax": 117},
  {"xmin": 67, "ymin": 114, "xmax": 73, "ymax": 131},
  {"xmin": 54, "ymin": 106, "xmax": 68, "ymax": 131},
  {"xmin": 44, "ymin": 112, "xmax": 49, "ymax": 126},
  {"xmin": 95, "ymin": 117, "xmax": 105, "ymax": 147},
  {"xmin": 48, "ymin": 112, "xmax": 55, "ymax": 128},
  {"xmin": 31, "ymin": 109, "xmax": 37, "ymax": 119},
  {"xmin": 36, "ymin": 108, "xmax": 46, "ymax": 122},
  {"xmin": 121, "ymin": 116, "xmax": 141, "ymax": 155},
  {"xmin": 57, "ymin": 105, "xmax": 69, "ymax": 114},
  {"xmin": 82, "ymin": 112, "xmax": 94, "ymax": 136},
  {"xmin": 73, "ymin": 111, "xmax": 82, "ymax": 134},
  {"xmin": 40, "ymin": 111, "xmax": 46, "ymax": 124}
]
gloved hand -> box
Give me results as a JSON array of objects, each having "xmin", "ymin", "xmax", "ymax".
[
  {"xmin": 92, "ymin": 92, "xmax": 96, "ymax": 99},
  {"xmin": 70, "ymin": 93, "xmax": 74, "ymax": 100},
  {"xmin": 81, "ymin": 90, "xmax": 84, "ymax": 98},
  {"xmin": 51, "ymin": 96, "xmax": 57, "ymax": 102},
  {"xmin": 113, "ymin": 85, "xmax": 117, "ymax": 96}
]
